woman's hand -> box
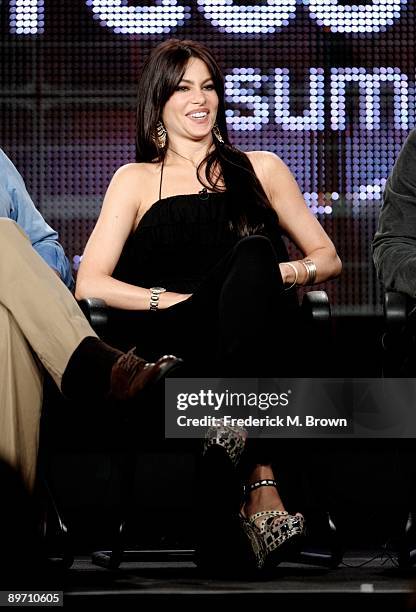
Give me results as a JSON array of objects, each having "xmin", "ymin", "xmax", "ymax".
[
  {"xmin": 159, "ymin": 292, "xmax": 192, "ymax": 309},
  {"xmin": 279, "ymin": 262, "xmax": 298, "ymax": 286},
  {"xmin": 279, "ymin": 261, "xmax": 308, "ymax": 287}
]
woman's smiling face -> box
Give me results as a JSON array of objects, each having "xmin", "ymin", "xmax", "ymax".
[{"xmin": 162, "ymin": 57, "xmax": 219, "ymax": 144}]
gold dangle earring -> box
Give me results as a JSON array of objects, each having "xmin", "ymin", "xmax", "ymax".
[
  {"xmin": 212, "ymin": 122, "xmax": 224, "ymax": 145},
  {"xmin": 154, "ymin": 121, "xmax": 167, "ymax": 149}
]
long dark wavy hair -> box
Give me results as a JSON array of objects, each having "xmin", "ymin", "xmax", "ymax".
[{"xmin": 135, "ymin": 39, "xmax": 274, "ymax": 235}]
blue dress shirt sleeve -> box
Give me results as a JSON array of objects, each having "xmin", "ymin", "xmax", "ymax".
[{"xmin": 0, "ymin": 148, "xmax": 73, "ymax": 289}]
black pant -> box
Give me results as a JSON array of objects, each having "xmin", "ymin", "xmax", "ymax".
[
  {"xmin": 110, "ymin": 235, "xmax": 300, "ymax": 378},
  {"xmin": 108, "ymin": 237, "xmax": 311, "ymax": 509}
]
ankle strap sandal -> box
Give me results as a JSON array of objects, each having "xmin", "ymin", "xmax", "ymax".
[
  {"xmin": 240, "ymin": 479, "xmax": 305, "ymax": 570},
  {"xmin": 203, "ymin": 421, "xmax": 247, "ymax": 467},
  {"xmin": 244, "ymin": 479, "xmax": 277, "ymax": 494}
]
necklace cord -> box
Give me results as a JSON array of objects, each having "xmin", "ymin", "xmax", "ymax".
[{"xmin": 167, "ymin": 146, "xmax": 209, "ymax": 193}]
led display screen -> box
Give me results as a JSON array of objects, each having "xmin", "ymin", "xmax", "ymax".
[{"xmin": 1, "ymin": 0, "xmax": 415, "ymax": 314}]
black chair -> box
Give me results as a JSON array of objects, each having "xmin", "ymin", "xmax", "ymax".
[
  {"xmin": 381, "ymin": 289, "xmax": 416, "ymax": 567},
  {"xmin": 72, "ymin": 290, "xmax": 343, "ymax": 571},
  {"xmin": 382, "ymin": 290, "xmax": 416, "ymax": 377},
  {"xmin": 35, "ymin": 467, "xmax": 74, "ymax": 570}
]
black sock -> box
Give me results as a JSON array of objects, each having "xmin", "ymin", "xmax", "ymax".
[{"xmin": 61, "ymin": 336, "xmax": 122, "ymax": 400}]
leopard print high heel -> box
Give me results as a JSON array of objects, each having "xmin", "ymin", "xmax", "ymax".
[
  {"xmin": 203, "ymin": 420, "xmax": 247, "ymax": 466},
  {"xmin": 240, "ymin": 479, "xmax": 306, "ymax": 570}
]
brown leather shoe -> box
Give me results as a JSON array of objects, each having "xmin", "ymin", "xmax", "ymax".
[{"xmin": 109, "ymin": 348, "xmax": 182, "ymax": 401}]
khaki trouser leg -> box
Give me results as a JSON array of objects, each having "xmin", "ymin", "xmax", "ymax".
[
  {"xmin": 0, "ymin": 218, "xmax": 98, "ymax": 489},
  {"xmin": 0, "ymin": 304, "xmax": 42, "ymax": 490},
  {"xmin": 0, "ymin": 218, "xmax": 96, "ymax": 387}
]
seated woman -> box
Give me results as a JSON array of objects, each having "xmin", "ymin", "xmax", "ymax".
[{"xmin": 76, "ymin": 38, "xmax": 342, "ymax": 571}]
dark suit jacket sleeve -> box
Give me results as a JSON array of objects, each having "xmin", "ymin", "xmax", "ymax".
[{"xmin": 372, "ymin": 129, "xmax": 416, "ymax": 298}]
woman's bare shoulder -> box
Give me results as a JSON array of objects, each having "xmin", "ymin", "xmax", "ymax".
[
  {"xmin": 246, "ymin": 151, "xmax": 292, "ymax": 189},
  {"xmin": 112, "ymin": 161, "xmax": 161, "ymax": 182},
  {"xmin": 246, "ymin": 150, "xmax": 286, "ymax": 171}
]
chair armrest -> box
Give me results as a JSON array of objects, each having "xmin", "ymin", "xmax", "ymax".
[
  {"xmin": 299, "ymin": 290, "xmax": 332, "ymax": 375},
  {"xmin": 301, "ymin": 290, "xmax": 331, "ymax": 323},
  {"xmin": 383, "ymin": 290, "xmax": 409, "ymax": 332},
  {"xmin": 78, "ymin": 290, "xmax": 331, "ymax": 346},
  {"xmin": 78, "ymin": 298, "xmax": 109, "ymax": 335},
  {"xmin": 381, "ymin": 290, "xmax": 416, "ymax": 376}
]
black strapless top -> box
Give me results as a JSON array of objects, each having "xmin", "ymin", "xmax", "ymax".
[{"xmin": 113, "ymin": 192, "xmax": 290, "ymax": 294}]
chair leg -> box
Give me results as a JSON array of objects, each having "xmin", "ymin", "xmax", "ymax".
[
  {"xmin": 91, "ymin": 520, "xmax": 125, "ymax": 569},
  {"xmin": 91, "ymin": 450, "xmax": 135, "ymax": 570},
  {"xmin": 396, "ymin": 512, "xmax": 416, "ymax": 568},
  {"xmin": 292, "ymin": 511, "xmax": 344, "ymax": 568},
  {"xmin": 40, "ymin": 478, "xmax": 74, "ymax": 569}
]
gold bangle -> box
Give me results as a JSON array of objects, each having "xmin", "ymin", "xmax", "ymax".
[
  {"xmin": 301, "ymin": 258, "xmax": 317, "ymax": 285},
  {"xmin": 283, "ymin": 262, "xmax": 298, "ymax": 291}
]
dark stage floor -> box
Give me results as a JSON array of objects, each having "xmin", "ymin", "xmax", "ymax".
[{"xmin": 19, "ymin": 550, "xmax": 416, "ymax": 610}]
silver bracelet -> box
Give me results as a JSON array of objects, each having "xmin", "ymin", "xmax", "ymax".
[
  {"xmin": 283, "ymin": 262, "xmax": 298, "ymax": 291},
  {"xmin": 149, "ymin": 286, "xmax": 166, "ymax": 311},
  {"xmin": 301, "ymin": 258, "xmax": 317, "ymax": 285}
]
